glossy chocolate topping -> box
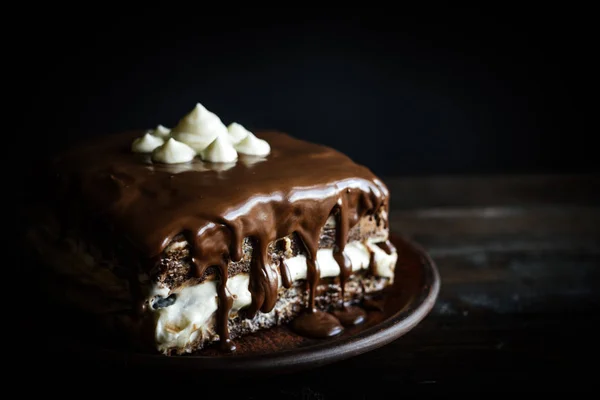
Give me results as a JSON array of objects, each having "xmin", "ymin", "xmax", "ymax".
[{"xmin": 52, "ymin": 130, "xmax": 389, "ymax": 350}]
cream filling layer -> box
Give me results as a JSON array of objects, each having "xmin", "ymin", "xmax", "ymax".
[{"xmin": 150, "ymin": 240, "xmax": 397, "ymax": 351}]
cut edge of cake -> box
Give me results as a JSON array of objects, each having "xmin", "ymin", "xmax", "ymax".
[{"xmin": 27, "ymin": 206, "xmax": 397, "ymax": 355}]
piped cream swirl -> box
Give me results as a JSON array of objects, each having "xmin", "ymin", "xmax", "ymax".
[
  {"xmin": 151, "ymin": 124, "xmax": 171, "ymax": 139},
  {"xmin": 202, "ymin": 133, "xmax": 238, "ymax": 163},
  {"xmin": 132, "ymin": 133, "xmax": 164, "ymax": 153},
  {"xmin": 235, "ymin": 131, "xmax": 271, "ymax": 156},
  {"xmin": 152, "ymin": 138, "xmax": 196, "ymax": 164},
  {"xmin": 171, "ymin": 103, "xmax": 227, "ymax": 152},
  {"xmin": 132, "ymin": 103, "xmax": 271, "ymax": 164}
]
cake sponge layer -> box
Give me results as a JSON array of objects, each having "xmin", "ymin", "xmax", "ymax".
[{"xmin": 149, "ymin": 240, "xmax": 397, "ymax": 354}]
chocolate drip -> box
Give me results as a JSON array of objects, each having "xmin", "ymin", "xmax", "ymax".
[
  {"xmin": 280, "ymin": 258, "xmax": 293, "ymax": 289},
  {"xmin": 332, "ymin": 197, "xmax": 352, "ymax": 306},
  {"xmin": 189, "ymin": 245, "xmax": 235, "ymax": 351},
  {"xmin": 289, "ymin": 228, "xmax": 346, "ymax": 337},
  {"xmin": 296, "ymin": 230, "xmax": 321, "ymax": 312},
  {"xmin": 215, "ymin": 263, "xmax": 235, "ymax": 352},
  {"xmin": 184, "ymin": 226, "xmax": 237, "ymax": 351},
  {"xmin": 51, "ymin": 131, "xmax": 389, "ymax": 349},
  {"xmin": 246, "ymin": 239, "xmax": 279, "ymax": 318},
  {"xmin": 228, "ymin": 224, "xmax": 244, "ymax": 262}
]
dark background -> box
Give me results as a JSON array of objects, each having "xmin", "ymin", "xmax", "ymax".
[{"xmin": 17, "ymin": 7, "xmax": 595, "ymax": 178}]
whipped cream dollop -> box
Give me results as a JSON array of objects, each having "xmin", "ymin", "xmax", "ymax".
[
  {"xmin": 171, "ymin": 103, "xmax": 227, "ymax": 152},
  {"xmin": 150, "ymin": 124, "xmax": 171, "ymax": 139},
  {"xmin": 131, "ymin": 103, "xmax": 271, "ymax": 164},
  {"xmin": 227, "ymin": 122, "xmax": 251, "ymax": 145},
  {"xmin": 131, "ymin": 133, "xmax": 165, "ymax": 153},
  {"xmin": 234, "ymin": 131, "xmax": 271, "ymax": 156},
  {"xmin": 202, "ymin": 134, "xmax": 238, "ymax": 163},
  {"xmin": 151, "ymin": 138, "xmax": 196, "ymax": 164}
]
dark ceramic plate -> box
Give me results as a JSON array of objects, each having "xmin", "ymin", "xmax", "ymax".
[{"xmin": 61, "ymin": 234, "xmax": 440, "ymax": 374}]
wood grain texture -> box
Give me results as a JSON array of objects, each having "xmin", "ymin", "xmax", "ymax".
[{"xmin": 31, "ymin": 174, "xmax": 600, "ymax": 396}]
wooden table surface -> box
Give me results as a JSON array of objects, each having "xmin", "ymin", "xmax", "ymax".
[
  {"xmin": 233, "ymin": 174, "xmax": 599, "ymax": 396},
  {"xmin": 29, "ymin": 174, "xmax": 600, "ymax": 396}
]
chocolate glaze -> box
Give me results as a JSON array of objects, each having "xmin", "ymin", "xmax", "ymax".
[
  {"xmin": 290, "ymin": 310, "xmax": 344, "ymax": 338},
  {"xmin": 52, "ymin": 130, "xmax": 389, "ymax": 350},
  {"xmin": 331, "ymin": 306, "xmax": 367, "ymax": 326}
]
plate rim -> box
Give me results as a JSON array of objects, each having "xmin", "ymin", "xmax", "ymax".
[{"xmin": 78, "ymin": 234, "xmax": 440, "ymax": 373}]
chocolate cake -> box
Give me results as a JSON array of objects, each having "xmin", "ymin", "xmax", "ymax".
[{"xmin": 26, "ymin": 103, "xmax": 398, "ymax": 355}]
